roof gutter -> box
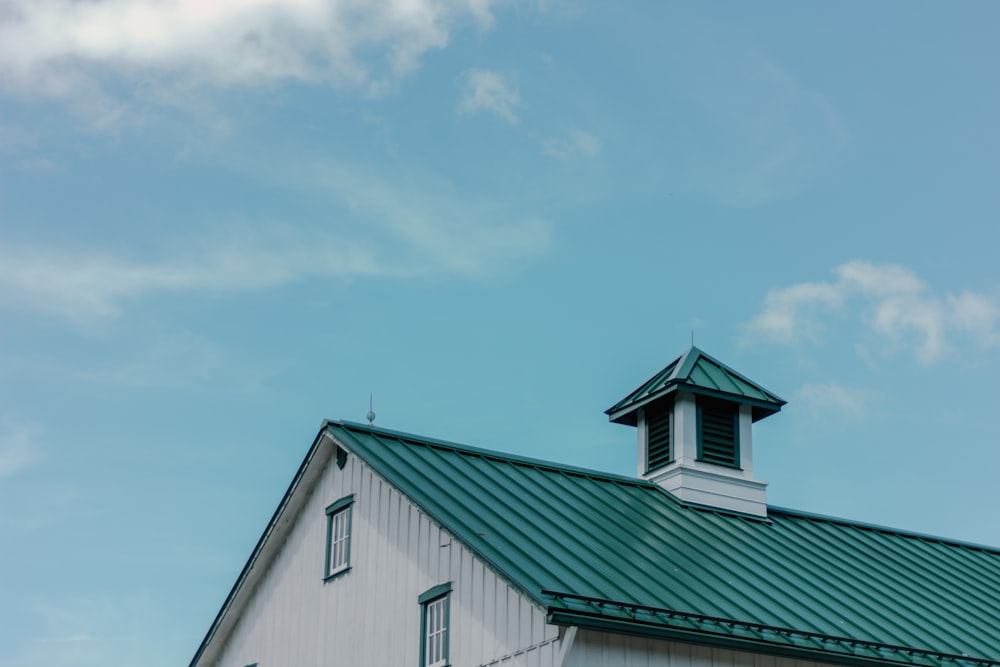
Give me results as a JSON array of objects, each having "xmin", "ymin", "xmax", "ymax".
[
  {"xmin": 545, "ymin": 611, "xmax": 995, "ymax": 667},
  {"xmin": 541, "ymin": 593, "xmax": 997, "ymax": 667}
]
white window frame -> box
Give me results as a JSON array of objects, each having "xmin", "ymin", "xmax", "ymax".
[
  {"xmin": 324, "ymin": 495, "xmax": 354, "ymax": 580},
  {"xmin": 419, "ymin": 583, "xmax": 452, "ymax": 667}
]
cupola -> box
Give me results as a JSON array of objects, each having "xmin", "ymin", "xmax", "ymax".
[{"xmin": 606, "ymin": 347, "xmax": 785, "ymax": 518}]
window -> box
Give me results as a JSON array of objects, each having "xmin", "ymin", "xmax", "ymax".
[
  {"xmin": 697, "ymin": 397, "xmax": 740, "ymax": 468},
  {"xmin": 324, "ymin": 495, "xmax": 354, "ymax": 580},
  {"xmin": 419, "ymin": 583, "xmax": 452, "ymax": 667}
]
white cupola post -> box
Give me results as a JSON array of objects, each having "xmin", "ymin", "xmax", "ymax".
[{"xmin": 606, "ymin": 347, "xmax": 785, "ymax": 518}]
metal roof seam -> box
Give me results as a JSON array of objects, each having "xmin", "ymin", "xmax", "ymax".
[
  {"xmin": 481, "ymin": 459, "xmax": 660, "ymax": 603},
  {"xmin": 693, "ymin": 510, "xmax": 885, "ymax": 638},
  {"xmin": 541, "ymin": 472, "xmax": 703, "ymax": 602},
  {"xmin": 466, "ymin": 460, "xmax": 620, "ymax": 596},
  {"xmin": 812, "ymin": 521, "xmax": 996, "ymax": 650},
  {"xmin": 404, "ymin": 442, "xmax": 582, "ymax": 593},
  {"xmin": 544, "ymin": 471, "xmax": 742, "ymax": 614},
  {"xmin": 767, "ymin": 507, "xmax": 1000, "ymax": 556},
  {"xmin": 327, "ymin": 422, "xmax": 999, "ymax": 663},
  {"xmin": 768, "ymin": 516, "xmax": 953, "ymax": 649},
  {"xmin": 626, "ymin": 499, "xmax": 818, "ymax": 622},
  {"xmin": 330, "ymin": 427, "xmax": 552, "ymax": 607}
]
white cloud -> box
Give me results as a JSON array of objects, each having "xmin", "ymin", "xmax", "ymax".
[
  {"xmin": 542, "ymin": 129, "xmax": 601, "ymax": 160},
  {"xmin": 747, "ymin": 281, "xmax": 844, "ymax": 344},
  {"xmin": 0, "ymin": 160, "xmax": 549, "ymax": 323},
  {"xmin": 0, "ymin": 420, "xmax": 39, "ymax": 479},
  {"xmin": 0, "ymin": 0, "xmax": 498, "ymax": 112},
  {"xmin": 948, "ymin": 291, "xmax": 1000, "ymax": 346},
  {"xmin": 795, "ymin": 382, "xmax": 875, "ymax": 420},
  {"xmin": 457, "ymin": 69, "xmax": 521, "ymax": 124},
  {"xmin": 746, "ymin": 260, "xmax": 1000, "ymax": 364}
]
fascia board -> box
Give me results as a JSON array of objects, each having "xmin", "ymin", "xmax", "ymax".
[
  {"xmin": 606, "ymin": 383, "xmax": 680, "ymax": 422},
  {"xmin": 608, "ymin": 384, "xmax": 781, "ymax": 424}
]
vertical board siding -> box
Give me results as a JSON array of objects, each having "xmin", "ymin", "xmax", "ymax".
[
  {"xmin": 208, "ymin": 450, "xmax": 560, "ymax": 667},
  {"xmin": 565, "ymin": 630, "xmax": 844, "ymax": 667}
]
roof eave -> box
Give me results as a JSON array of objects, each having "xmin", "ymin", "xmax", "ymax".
[
  {"xmin": 608, "ymin": 383, "xmax": 784, "ymax": 425},
  {"xmin": 546, "ymin": 610, "xmax": 991, "ymax": 667}
]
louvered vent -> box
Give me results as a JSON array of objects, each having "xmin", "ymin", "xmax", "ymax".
[
  {"xmin": 646, "ymin": 407, "xmax": 672, "ymax": 472},
  {"xmin": 698, "ymin": 399, "xmax": 739, "ymax": 468}
]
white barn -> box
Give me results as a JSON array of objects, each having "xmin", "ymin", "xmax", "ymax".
[{"xmin": 189, "ymin": 347, "xmax": 1000, "ymax": 667}]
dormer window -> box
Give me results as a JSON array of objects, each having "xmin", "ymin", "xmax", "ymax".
[
  {"xmin": 697, "ymin": 397, "xmax": 739, "ymax": 469},
  {"xmin": 646, "ymin": 400, "xmax": 674, "ymax": 473}
]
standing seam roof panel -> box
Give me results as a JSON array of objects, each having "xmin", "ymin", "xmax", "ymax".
[{"xmin": 327, "ymin": 422, "xmax": 1000, "ymax": 665}]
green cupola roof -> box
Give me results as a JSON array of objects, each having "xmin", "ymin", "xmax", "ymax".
[{"xmin": 606, "ymin": 346, "xmax": 785, "ymax": 426}]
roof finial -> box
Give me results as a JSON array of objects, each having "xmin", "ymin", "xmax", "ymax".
[
  {"xmin": 691, "ymin": 329, "xmax": 695, "ymax": 346},
  {"xmin": 366, "ymin": 393, "xmax": 376, "ymax": 426}
]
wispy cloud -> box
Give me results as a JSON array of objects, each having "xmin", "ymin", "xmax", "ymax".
[
  {"xmin": 79, "ymin": 327, "xmax": 234, "ymax": 388},
  {"xmin": 794, "ymin": 382, "xmax": 878, "ymax": 420},
  {"xmin": 0, "ymin": 0, "xmax": 499, "ymax": 118},
  {"xmin": 0, "ymin": 160, "xmax": 549, "ymax": 323},
  {"xmin": 542, "ymin": 129, "xmax": 601, "ymax": 160},
  {"xmin": 746, "ymin": 260, "xmax": 1000, "ymax": 364},
  {"xmin": 0, "ymin": 230, "xmax": 383, "ymax": 322},
  {"xmin": 458, "ymin": 69, "xmax": 521, "ymax": 124},
  {"xmin": 0, "ymin": 419, "xmax": 40, "ymax": 479}
]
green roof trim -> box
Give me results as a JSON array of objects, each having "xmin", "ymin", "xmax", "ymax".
[
  {"xmin": 607, "ymin": 347, "xmax": 786, "ymax": 425},
  {"xmin": 545, "ymin": 601, "xmax": 997, "ymax": 667},
  {"xmin": 327, "ymin": 421, "xmax": 1000, "ymax": 667}
]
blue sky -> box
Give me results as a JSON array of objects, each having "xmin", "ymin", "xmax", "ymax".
[{"xmin": 2, "ymin": 1, "xmax": 1000, "ymax": 665}]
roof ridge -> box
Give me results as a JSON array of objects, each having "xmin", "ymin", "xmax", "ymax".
[
  {"xmin": 332, "ymin": 421, "xmax": 1000, "ymax": 552},
  {"xmin": 331, "ymin": 420, "xmax": 653, "ymax": 488},
  {"xmin": 671, "ymin": 345, "xmax": 700, "ymax": 381},
  {"xmin": 768, "ymin": 505, "xmax": 1000, "ymax": 555}
]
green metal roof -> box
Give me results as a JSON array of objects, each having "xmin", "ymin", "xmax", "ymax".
[
  {"xmin": 607, "ymin": 347, "xmax": 786, "ymax": 425},
  {"xmin": 329, "ymin": 421, "xmax": 1000, "ymax": 667}
]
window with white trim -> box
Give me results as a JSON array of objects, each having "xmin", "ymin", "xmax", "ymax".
[
  {"xmin": 324, "ymin": 495, "xmax": 353, "ymax": 580},
  {"xmin": 419, "ymin": 583, "xmax": 452, "ymax": 667}
]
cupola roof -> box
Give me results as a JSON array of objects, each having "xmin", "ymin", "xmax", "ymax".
[{"xmin": 606, "ymin": 346, "xmax": 785, "ymax": 426}]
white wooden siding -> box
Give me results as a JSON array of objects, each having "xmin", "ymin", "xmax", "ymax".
[
  {"xmin": 208, "ymin": 444, "xmax": 561, "ymax": 667},
  {"xmin": 565, "ymin": 630, "xmax": 843, "ymax": 667}
]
